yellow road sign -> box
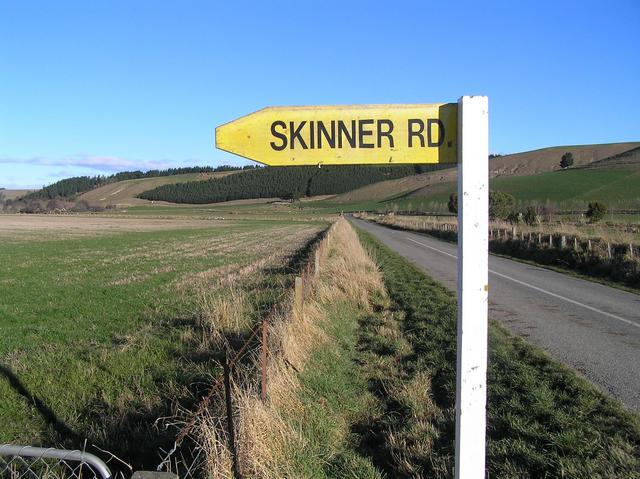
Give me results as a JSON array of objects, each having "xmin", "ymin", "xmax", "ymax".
[{"xmin": 216, "ymin": 103, "xmax": 457, "ymax": 166}]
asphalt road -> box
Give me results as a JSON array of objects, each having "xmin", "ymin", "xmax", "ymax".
[{"xmin": 350, "ymin": 217, "xmax": 640, "ymax": 412}]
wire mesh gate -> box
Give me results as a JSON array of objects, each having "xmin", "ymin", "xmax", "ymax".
[{"xmin": 0, "ymin": 444, "xmax": 114, "ymax": 479}]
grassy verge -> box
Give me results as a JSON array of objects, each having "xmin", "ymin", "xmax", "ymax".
[
  {"xmin": 271, "ymin": 301, "xmax": 384, "ymax": 478},
  {"xmin": 355, "ymin": 227, "xmax": 640, "ymax": 478},
  {"xmin": 201, "ymin": 218, "xmax": 387, "ymax": 478}
]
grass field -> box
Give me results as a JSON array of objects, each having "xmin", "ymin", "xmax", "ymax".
[
  {"xmin": 318, "ymin": 168, "xmax": 640, "ymax": 216},
  {"xmin": 0, "ymin": 214, "xmax": 326, "ymax": 470},
  {"xmin": 3, "ymin": 209, "xmax": 639, "ymax": 477},
  {"xmin": 405, "ymin": 168, "xmax": 640, "ymax": 206}
]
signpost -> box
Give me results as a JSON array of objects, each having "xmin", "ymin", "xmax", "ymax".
[{"xmin": 215, "ymin": 97, "xmax": 489, "ymax": 479}]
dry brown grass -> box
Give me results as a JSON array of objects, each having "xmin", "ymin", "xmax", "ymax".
[
  {"xmin": 193, "ymin": 218, "xmax": 385, "ymax": 478},
  {"xmin": 194, "ymin": 286, "xmax": 251, "ymax": 351},
  {"xmin": 360, "ymin": 212, "xmax": 640, "ymax": 246},
  {"xmin": 0, "ymin": 214, "xmax": 227, "ymax": 239},
  {"xmin": 200, "ymin": 414, "xmax": 235, "ymax": 479}
]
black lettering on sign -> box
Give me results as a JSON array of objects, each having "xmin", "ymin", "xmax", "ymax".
[
  {"xmin": 289, "ymin": 121, "xmax": 308, "ymax": 149},
  {"xmin": 358, "ymin": 119, "xmax": 374, "ymax": 148},
  {"xmin": 377, "ymin": 119, "xmax": 394, "ymax": 147},
  {"xmin": 408, "ymin": 119, "xmax": 425, "ymax": 147},
  {"xmin": 337, "ymin": 120, "xmax": 356, "ymax": 148},
  {"xmin": 270, "ymin": 121, "xmax": 287, "ymax": 151},
  {"xmin": 317, "ymin": 120, "xmax": 335, "ymax": 148},
  {"xmin": 427, "ymin": 118, "xmax": 444, "ymax": 147},
  {"xmin": 309, "ymin": 121, "xmax": 315, "ymax": 149}
]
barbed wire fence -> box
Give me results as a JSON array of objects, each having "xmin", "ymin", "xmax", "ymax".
[{"xmin": 154, "ymin": 223, "xmax": 333, "ymax": 479}]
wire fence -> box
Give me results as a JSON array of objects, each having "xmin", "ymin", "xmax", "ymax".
[
  {"xmin": 155, "ymin": 224, "xmax": 333, "ymax": 479},
  {"xmin": 0, "ymin": 444, "xmax": 120, "ymax": 479}
]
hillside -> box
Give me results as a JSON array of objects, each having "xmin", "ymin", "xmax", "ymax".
[
  {"xmin": 0, "ymin": 189, "xmax": 34, "ymax": 200},
  {"xmin": 137, "ymin": 165, "xmax": 433, "ymax": 204},
  {"xmin": 330, "ymin": 141, "xmax": 640, "ymax": 203},
  {"xmin": 78, "ymin": 171, "xmax": 237, "ymax": 206},
  {"xmin": 581, "ymin": 146, "xmax": 640, "ymax": 170},
  {"xmin": 22, "ymin": 166, "xmax": 245, "ymax": 202},
  {"xmin": 388, "ymin": 168, "xmax": 640, "ymax": 209}
]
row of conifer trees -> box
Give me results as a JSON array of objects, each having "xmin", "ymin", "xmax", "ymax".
[{"xmin": 138, "ymin": 165, "xmax": 441, "ymax": 204}]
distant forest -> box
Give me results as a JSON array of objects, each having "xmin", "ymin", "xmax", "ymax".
[
  {"xmin": 23, "ymin": 165, "xmax": 254, "ymax": 200},
  {"xmin": 138, "ymin": 165, "xmax": 443, "ymax": 204}
]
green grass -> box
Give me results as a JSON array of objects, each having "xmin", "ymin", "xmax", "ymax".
[
  {"xmin": 354, "ymin": 227, "xmax": 640, "ymax": 478},
  {"xmin": 306, "ymin": 168, "xmax": 640, "ymax": 216},
  {"xmin": 492, "ymin": 168, "xmax": 640, "ymax": 203},
  {"xmin": 277, "ymin": 301, "xmax": 383, "ymax": 478},
  {"xmin": 0, "ymin": 219, "xmax": 324, "ymax": 470},
  {"xmin": 377, "ymin": 168, "xmax": 640, "ymax": 212}
]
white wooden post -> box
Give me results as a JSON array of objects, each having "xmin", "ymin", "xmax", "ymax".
[{"xmin": 456, "ymin": 95, "xmax": 489, "ymax": 479}]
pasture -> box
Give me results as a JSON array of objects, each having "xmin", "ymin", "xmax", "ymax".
[
  {"xmin": 0, "ymin": 214, "xmax": 325, "ymax": 469},
  {"xmin": 384, "ymin": 168, "xmax": 640, "ymax": 212}
]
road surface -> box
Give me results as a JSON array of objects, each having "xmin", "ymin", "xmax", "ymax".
[{"xmin": 350, "ymin": 217, "xmax": 640, "ymax": 412}]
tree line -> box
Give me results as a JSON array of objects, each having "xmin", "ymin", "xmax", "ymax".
[
  {"xmin": 22, "ymin": 165, "xmax": 256, "ymax": 200},
  {"xmin": 138, "ymin": 165, "xmax": 442, "ymax": 204}
]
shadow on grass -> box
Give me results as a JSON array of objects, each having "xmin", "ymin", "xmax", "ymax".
[{"xmin": 0, "ymin": 365, "xmax": 82, "ymax": 445}]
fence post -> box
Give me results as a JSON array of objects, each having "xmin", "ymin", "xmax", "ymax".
[
  {"xmin": 561, "ymin": 236, "xmax": 566, "ymax": 249},
  {"xmin": 630, "ymin": 243, "xmax": 634, "ymax": 257},
  {"xmin": 294, "ymin": 277, "xmax": 303, "ymax": 318},
  {"xmin": 314, "ymin": 250, "xmax": 320, "ymax": 276},
  {"xmin": 588, "ymin": 239, "xmax": 592, "ymax": 251},
  {"xmin": 223, "ymin": 354, "xmax": 242, "ymax": 479},
  {"xmin": 538, "ymin": 233, "xmax": 542, "ymax": 244},
  {"xmin": 607, "ymin": 242, "xmax": 612, "ymax": 259},
  {"xmin": 261, "ymin": 319, "xmax": 268, "ymax": 403},
  {"xmin": 549, "ymin": 234, "xmax": 553, "ymax": 247}
]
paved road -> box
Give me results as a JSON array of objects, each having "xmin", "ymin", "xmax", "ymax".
[{"xmin": 350, "ymin": 217, "xmax": 640, "ymax": 412}]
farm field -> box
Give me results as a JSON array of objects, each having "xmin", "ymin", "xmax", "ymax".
[
  {"xmin": 405, "ymin": 168, "xmax": 640, "ymax": 206},
  {"xmin": 316, "ymin": 167, "xmax": 640, "ymax": 217},
  {"xmin": 0, "ymin": 213, "xmax": 326, "ymax": 470}
]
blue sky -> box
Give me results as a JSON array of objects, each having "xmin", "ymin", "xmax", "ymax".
[{"xmin": 1, "ymin": 0, "xmax": 639, "ymax": 188}]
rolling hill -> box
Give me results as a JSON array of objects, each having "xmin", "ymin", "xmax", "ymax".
[
  {"xmin": 386, "ymin": 168, "xmax": 640, "ymax": 209},
  {"xmin": 77, "ymin": 171, "xmax": 237, "ymax": 207},
  {"xmin": 329, "ymin": 141, "xmax": 640, "ymax": 204},
  {"xmin": 0, "ymin": 189, "xmax": 34, "ymax": 200}
]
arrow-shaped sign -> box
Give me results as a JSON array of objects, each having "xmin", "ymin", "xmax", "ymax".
[{"xmin": 216, "ymin": 103, "xmax": 457, "ymax": 166}]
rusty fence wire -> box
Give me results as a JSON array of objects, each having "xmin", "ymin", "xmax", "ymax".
[
  {"xmin": 0, "ymin": 444, "xmax": 123, "ymax": 479},
  {"xmin": 156, "ymin": 224, "xmax": 334, "ymax": 478}
]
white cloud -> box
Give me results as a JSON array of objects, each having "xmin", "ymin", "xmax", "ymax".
[{"xmin": 0, "ymin": 155, "xmax": 175, "ymax": 172}]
